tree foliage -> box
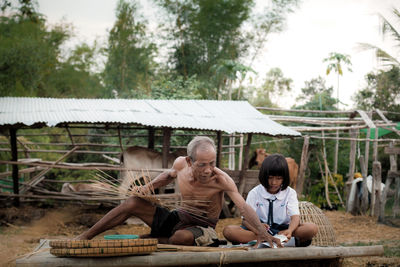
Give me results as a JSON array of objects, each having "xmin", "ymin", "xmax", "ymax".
[
  {"xmin": 354, "ymin": 66, "xmax": 400, "ymax": 120},
  {"xmin": 103, "ymin": 0, "xmax": 156, "ymax": 98},
  {"xmin": 246, "ymin": 67, "xmax": 292, "ymax": 107},
  {"xmin": 0, "ymin": 1, "xmax": 104, "ymax": 97},
  {"xmin": 294, "ymin": 76, "xmax": 337, "ymax": 111}
]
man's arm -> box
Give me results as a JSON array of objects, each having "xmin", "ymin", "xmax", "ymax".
[
  {"xmin": 141, "ymin": 157, "xmax": 184, "ymax": 193},
  {"xmin": 213, "ymin": 168, "xmax": 282, "ymax": 247}
]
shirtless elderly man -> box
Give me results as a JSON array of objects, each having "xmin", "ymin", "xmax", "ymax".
[{"xmin": 77, "ymin": 136, "xmax": 281, "ymax": 247}]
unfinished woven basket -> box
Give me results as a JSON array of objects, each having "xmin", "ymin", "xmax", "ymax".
[
  {"xmin": 299, "ymin": 201, "xmax": 337, "ymax": 246},
  {"xmin": 49, "ymin": 239, "xmax": 158, "ymax": 257}
]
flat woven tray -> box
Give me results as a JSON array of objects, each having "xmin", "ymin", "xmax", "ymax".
[
  {"xmin": 50, "ymin": 245, "xmax": 157, "ymax": 257},
  {"xmin": 50, "ymin": 238, "xmax": 157, "ymax": 249}
]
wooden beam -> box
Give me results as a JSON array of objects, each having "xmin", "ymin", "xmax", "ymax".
[
  {"xmin": 9, "ymin": 128, "xmax": 19, "ymax": 206},
  {"xmin": 357, "ymin": 110, "xmax": 376, "ymax": 128}
]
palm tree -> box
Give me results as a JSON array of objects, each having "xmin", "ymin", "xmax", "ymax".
[
  {"xmin": 323, "ymin": 52, "xmax": 352, "ymax": 110},
  {"xmin": 359, "ymin": 8, "xmax": 400, "ymax": 67}
]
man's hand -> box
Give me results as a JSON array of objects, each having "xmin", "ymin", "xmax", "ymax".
[{"xmin": 135, "ymin": 185, "xmax": 152, "ymax": 196}]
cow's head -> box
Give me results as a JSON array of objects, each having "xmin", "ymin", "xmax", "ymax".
[
  {"xmin": 61, "ymin": 183, "xmax": 75, "ymax": 193},
  {"xmin": 249, "ymin": 148, "xmax": 268, "ymax": 169}
]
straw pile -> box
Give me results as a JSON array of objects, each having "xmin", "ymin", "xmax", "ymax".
[{"xmin": 299, "ymin": 201, "xmax": 337, "ymax": 247}]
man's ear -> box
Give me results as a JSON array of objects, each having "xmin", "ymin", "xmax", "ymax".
[{"xmin": 186, "ymin": 156, "xmax": 193, "ymax": 166}]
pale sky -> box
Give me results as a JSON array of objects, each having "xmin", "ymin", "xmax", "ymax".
[{"xmin": 35, "ymin": 0, "xmax": 400, "ymax": 109}]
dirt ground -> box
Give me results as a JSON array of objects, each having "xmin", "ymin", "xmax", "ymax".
[{"xmin": 0, "ymin": 204, "xmax": 399, "ymax": 267}]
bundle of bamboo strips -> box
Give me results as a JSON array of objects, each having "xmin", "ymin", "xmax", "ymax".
[{"xmin": 86, "ymin": 169, "xmax": 211, "ymax": 218}]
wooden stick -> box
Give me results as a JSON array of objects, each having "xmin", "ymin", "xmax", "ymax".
[
  {"xmin": 316, "ymin": 154, "xmax": 332, "ymax": 209},
  {"xmin": 20, "ymin": 146, "xmax": 79, "ymax": 194}
]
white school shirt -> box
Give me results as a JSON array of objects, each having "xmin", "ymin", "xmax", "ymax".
[{"xmin": 246, "ymin": 184, "xmax": 299, "ymax": 225}]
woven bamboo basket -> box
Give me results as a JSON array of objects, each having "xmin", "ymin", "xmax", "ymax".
[
  {"xmin": 299, "ymin": 201, "xmax": 337, "ymax": 246},
  {"xmin": 50, "ymin": 239, "xmax": 158, "ymax": 257}
]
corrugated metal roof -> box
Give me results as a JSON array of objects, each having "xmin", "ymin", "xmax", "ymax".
[{"xmin": 0, "ymin": 97, "xmax": 301, "ymax": 136}]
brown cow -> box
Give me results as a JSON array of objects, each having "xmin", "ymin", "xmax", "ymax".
[{"xmin": 249, "ymin": 148, "xmax": 298, "ymax": 189}]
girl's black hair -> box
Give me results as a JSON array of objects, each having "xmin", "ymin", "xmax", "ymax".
[{"xmin": 258, "ymin": 153, "xmax": 290, "ymax": 191}]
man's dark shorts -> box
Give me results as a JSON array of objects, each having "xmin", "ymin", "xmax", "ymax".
[
  {"xmin": 150, "ymin": 206, "xmax": 218, "ymax": 246},
  {"xmin": 150, "ymin": 206, "xmax": 180, "ymax": 238}
]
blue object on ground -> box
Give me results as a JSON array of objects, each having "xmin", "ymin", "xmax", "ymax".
[{"xmin": 104, "ymin": 234, "xmax": 139, "ymax": 240}]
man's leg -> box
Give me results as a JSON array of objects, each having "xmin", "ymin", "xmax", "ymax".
[
  {"xmin": 223, "ymin": 225, "xmax": 256, "ymax": 244},
  {"xmin": 76, "ymin": 196, "xmax": 156, "ymax": 240},
  {"xmin": 168, "ymin": 229, "xmax": 195, "ymax": 245}
]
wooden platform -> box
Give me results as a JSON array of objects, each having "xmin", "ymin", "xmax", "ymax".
[{"xmin": 16, "ymin": 240, "xmax": 384, "ymax": 267}]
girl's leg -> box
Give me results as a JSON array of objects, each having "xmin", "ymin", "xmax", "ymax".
[
  {"xmin": 223, "ymin": 225, "xmax": 256, "ymax": 244},
  {"xmin": 292, "ymin": 222, "xmax": 318, "ymax": 243}
]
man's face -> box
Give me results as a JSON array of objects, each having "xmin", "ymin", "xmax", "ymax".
[{"xmin": 190, "ymin": 145, "xmax": 216, "ymax": 184}]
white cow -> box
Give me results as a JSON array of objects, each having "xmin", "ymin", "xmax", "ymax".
[{"xmin": 119, "ymin": 146, "xmax": 186, "ymax": 194}]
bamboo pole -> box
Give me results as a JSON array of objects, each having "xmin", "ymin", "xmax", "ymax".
[{"xmin": 256, "ymin": 106, "xmax": 357, "ymax": 114}]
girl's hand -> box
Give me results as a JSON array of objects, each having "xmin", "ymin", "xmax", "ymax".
[{"xmin": 278, "ymin": 229, "xmax": 293, "ymax": 240}]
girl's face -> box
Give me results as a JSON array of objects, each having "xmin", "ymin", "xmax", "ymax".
[{"xmin": 267, "ymin": 175, "xmax": 283, "ymax": 194}]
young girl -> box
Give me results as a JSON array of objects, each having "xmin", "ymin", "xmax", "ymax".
[{"xmin": 223, "ymin": 153, "xmax": 318, "ymax": 247}]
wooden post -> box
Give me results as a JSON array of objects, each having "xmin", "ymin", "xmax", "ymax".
[
  {"xmin": 373, "ymin": 127, "xmax": 379, "ymax": 162},
  {"xmin": 296, "ymin": 136, "xmax": 309, "ymax": 196},
  {"xmin": 162, "ymin": 128, "xmax": 171, "ymax": 169},
  {"xmin": 379, "ymin": 169, "xmax": 395, "ymax": 222},
  {"xmin": 363, "ymin": 127, "xmax": 371, "ymax": 177},
  {"xmin": 359, "ymin": 156, "xmax": 369, "ymax": 214},
  {"xmin": 148, "ymin": 127, "xmax": 155, "ymax": 149},
  {"xmin": 238, "ymin": 133, "xmax": 252, "ymax": 196},
  {"xmin": 117, "ymin": 126, "xmax": 124, "ymax": 152},
  {"xmin": 333, "ymin": 129, "xmax": 339, "ymax": 174},
  {"xmin": 10, "ymin": 128, "xmax": 19, "ymax": 207},
  {"xmin": 238, "ymin": 134, "xmax": 244, "ymax": 170},
  {"xmin": 229, "ymin": 134, "xmax": 235, "ymax": 170},
  {"xmin": 346, "ymin": 128, "xmax": 357, "ymax": 211},
  {"xmin": 216, "ymin": 131, "xmax": 222, "ymax": 168},
  {"xmin": 371, "ymin": 161, "xmax": 381, "ymax": 217}
]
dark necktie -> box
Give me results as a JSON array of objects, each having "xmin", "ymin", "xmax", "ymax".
[{"xmin": 267, "ymin": 197, "xmax": 277, "ymax": 226}]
